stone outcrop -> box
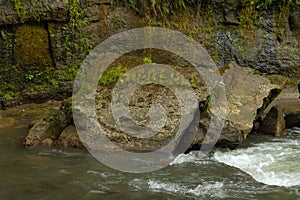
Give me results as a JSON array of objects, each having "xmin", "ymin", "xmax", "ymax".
[
  {"xmin": 24, "ymin": 108, "xmax": 66, "ymax": 147},
  {"xmin": 259, "ymin": 106, "xmax": 286, "ymax": 136},
  {"xmin": 75, "ymin": 60, "xmax": 205, "ymax": 153},
  {"xmin": 222, "ymin": 62, "xmax": 280, "ymax": 141},
  {"xmin": 194, "ymin": 62, "xmax": 280, "ymax": 147},
  {"xmin": 258, "ymin": 86, "xmax": 300, "ymax": 136},
  {"xmin": 23, "ymin": 62, "xmax": 282, "ymax": 151}
]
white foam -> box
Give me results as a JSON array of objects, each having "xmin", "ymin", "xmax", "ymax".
[
  {"xmin": 188, "ymin": 182, "xmax": 225, "ymax": 197},
  {"xmin": 148, "ymin": 180, "xmax": 226, "ymax": 198},
  {"xmin": 89, "ymin": 190, "xmax": 105, "ymax": 194},
  {"xmin": 148, "ymin": 180, "xmax": 183, "ymax": 193},
  {"xmin": 87, "ymin": 170, "xmax": 115, "ymax": 178},
  {"xmin": 288, "ymin": 127, "xmax": 300, "ymax": 134},
  {"xmin": 214, "ymin": 138, "xmax": 300, "ymax": 187},
  {"xmin": 169, "ymin": 152, "xmax": 209, "ymax": 166}
]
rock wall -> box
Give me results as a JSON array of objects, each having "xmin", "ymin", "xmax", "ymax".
[{"xmin": 0, "ymin": 0, "xmax": 299, "ymax": 105}]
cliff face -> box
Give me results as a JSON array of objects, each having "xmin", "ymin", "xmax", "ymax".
[{"xmin": 0, "ymin": 0, "xmax": 299, "ymax": 105}]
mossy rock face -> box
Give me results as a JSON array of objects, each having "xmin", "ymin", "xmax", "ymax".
[
  {"xmin": 15, "ymin": 24, "xmax": 53, "ymax": 68},
  {"xmin": 61, "ymin": 97, "xmax": 73, "ymax": 124},
  {"xmin": 0, "ymin": 28, "xmax": 15, "ymax": 67},
  {"xmin": 265, "ymin": 74, "xmax": 299, "ymax": 87}
]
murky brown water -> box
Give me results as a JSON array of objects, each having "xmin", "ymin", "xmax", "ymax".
[{"xmin": 0, "ymin": 120, "xmax": 299, "ymax": 200}]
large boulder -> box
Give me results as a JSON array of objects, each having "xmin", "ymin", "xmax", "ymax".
[
  {"xmin": 72, "ymin": 61, "xmax": 206, "ymax": 153},
  {"xmin": 197, "ymin": 62, "xmax": 280, "ymax": 145},
  {"xmin": 24, "ymin": 108, "xmax": 66, "ymax": 147}
]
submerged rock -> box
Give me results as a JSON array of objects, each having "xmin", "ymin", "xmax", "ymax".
[
  {"xmin": 24, "ymin": 108, "xmax": 66, "ymax": 147},
  {"xmin": 2, "ymin": 102, "xmax": 61, "ymax": 118},
  {"xmin": 0, "ymin": 114, "xmax": 15, "ymax": 129},
  {"xmin": 58, "ymin": 125, "xmax": 83, "ymax": 148},
  {"xmin": 0, "ymin": 101, "xmax": 61, "ymax": 131},
  {"xmin": 22, "ymin": 100, "xmax": 83, "ymax": 149}
]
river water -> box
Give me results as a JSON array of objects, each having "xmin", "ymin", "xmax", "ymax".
[{"xmin": 0, "ymin": 122, "xmax": 299, "ymax": 200}]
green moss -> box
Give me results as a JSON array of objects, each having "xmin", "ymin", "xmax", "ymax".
[
  {"xmin": 10, "ymin": 0, "xmax": 49, "ymax": 22},
  {"xmin": 57, "ymin": 65, "xmax": 78, "ymax": 81},
  {"xmin": 237, "ymin": 0, "xmax": 300, "ymax": 29},
  {"xmin": 199, "ymin": 95, "xmax": 212, "ymax": 114},
  {"xmin": 61, "ymin": 97, "xmax": 73, "ymax": 124},
  {"xmin": 1, "ymin": 63, "xmax": 79, "ymax": 103},
  {"xmin": 62, "ymin": 0, "xmax": 92, "ymax": 63},
  {"xmin": 21, "ymin": 66, "xmax": 63, "ymax": 96},
  {"xmin": 0, "ymin": 81, "xmax": 20, "ymax": 101},
  {"xmin": 143, "ymin": 57, "xmax": 152, "ymax": 64},
  {"xmin": 3, "ymin": 91, "xmax": 18, "ymax": 101},
  {"xmin": 15, "ymin": 25, "xmax": 52, "ymax": 67},
  {"xmin": 99, "ymin": 65, "xmax": 127, "ymax": 85},
  {"xmin": 190, "ymin": 74, "xmax": 197, "ymax": 88},
  {"xmin": 1, "ymin": 21, "xmax": 83, "ymax": 102},
  {"xmin": 265, "ymin": 74, "xmax": 299, "ymax": 87},
  {"xmin": 0, "ymin": 30, "xmax": 14, "ymax": 66},
  {"xmin": 212, "ymin": 52, "xmax": 221, "ymax": 63},
  {"xmin": 10, "ymin": 0, "xmax": 26, "ymax": 22},
  {"xmin": 118, "ymin": 0, "xmax": 199, "ymax": 17}
]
